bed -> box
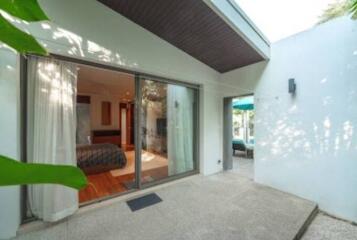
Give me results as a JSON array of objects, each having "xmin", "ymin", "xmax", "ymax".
[{"xmin": 76, "ymin": 143, "xmax": 127, "ymax": 175}]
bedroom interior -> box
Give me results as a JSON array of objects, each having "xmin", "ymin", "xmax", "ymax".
[
  {"xmin": 25, "ymin": 55, "xmax": 197, "ymax": 221},
  {"xmin": 75, "ymin": 64, "xmax": 170, "ymax": 203}
]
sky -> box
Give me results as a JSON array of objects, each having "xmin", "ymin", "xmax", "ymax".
[{"xmin": 235, "ymin": 0, "xmax": 337, "ymax": 42}]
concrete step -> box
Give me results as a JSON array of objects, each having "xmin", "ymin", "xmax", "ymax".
[{"xmin": 294, "ymin": 206, "xmax": 319, "ymax": 240}]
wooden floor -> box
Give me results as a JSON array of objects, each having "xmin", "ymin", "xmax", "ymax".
[
  {"xmin": 79, "ymin": 166, "xmax": 168, "ymax": 203},
  {"xmin": 121, "ymin": 144, "xmax": 135, "ymax": 152}
]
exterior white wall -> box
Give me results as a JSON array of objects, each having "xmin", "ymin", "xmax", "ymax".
[
  {"xmin": 0, "ymin": 49, "xmax": 21, "ymax": 239},
  {"xmin": 221, "ymin": 16, "xmax": 357, "ymax": 222},
  {"xmin": 0, "ymin": 0, "xmax": 224, "ymax": 238}
]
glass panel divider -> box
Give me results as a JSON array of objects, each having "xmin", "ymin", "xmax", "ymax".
[{"xmin": 134, "ymin": 74, "xmax": 142, "ymax": 189}]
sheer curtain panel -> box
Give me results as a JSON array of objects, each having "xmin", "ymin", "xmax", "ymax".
[{"xmin": 27, "ymin": 56, "xmax": 78, "ymax": 222}]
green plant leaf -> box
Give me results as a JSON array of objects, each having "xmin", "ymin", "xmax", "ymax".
[
  {"xmin": 351, "ymin": 0, "xmax": 357, "ymax": 19},
  {"xmin": 0, "ymin": 0, "xmax": 49, "ymax": 21},
  {"xmin": 0, "ymin": 155, "xmax": 87, "ymax": 190},
  {"xmin": 0, "ymin": 14, "xmax": 47, "ymax": 55}
]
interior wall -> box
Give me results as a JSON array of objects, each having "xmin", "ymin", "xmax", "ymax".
[
  {"xmin": 77, "ymin": 67, "xmax": 135, "ymax": 131},
  {"xmin": 0, "ymin": 49, "xmax": 21, "ymax": 239},
  {"xmin": 86, "ymin": 94, "xmax": 122, "ymax": 130},
  {"xmin": 220, "ymin": 16, "xmax": 357, "ymax": 222},
  {"xmin": 120, "ymin": 109, "xmax": 127, "ymax": 144}
]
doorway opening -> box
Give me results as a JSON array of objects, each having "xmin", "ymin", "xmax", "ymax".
[
  {"xmin": 232, "ymin": 95, "xmax": 254, "ymax": 179},
  {"xmin": 223, "ymin": 95, "xmax": 255, "ymax": 179}
]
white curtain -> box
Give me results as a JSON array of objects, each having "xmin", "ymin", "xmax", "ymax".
[
  {"xmin": 27, "ymin": 56, "xmax": 78, "ymax": 222},
  {"xmin": 167, "ymin": 85, "xmax": 194, "ymax": 175},
  {"xmin": 76, "ymin": 103, "xmax": 91, "ymax": 145}
]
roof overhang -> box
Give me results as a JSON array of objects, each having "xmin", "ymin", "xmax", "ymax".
[
  {"xmin": 98, "ymin": 0, "xmax": 270, "ymax": 73},
  {"xmin": 205, "ymin": 0, "xmax": 270, "ymax": 60}
]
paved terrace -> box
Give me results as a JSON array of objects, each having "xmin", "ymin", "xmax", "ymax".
[{"xmin": 14, "ymin": 172, "xmax": 317, "ymax": 240}]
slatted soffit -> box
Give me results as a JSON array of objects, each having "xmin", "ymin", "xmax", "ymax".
[{"xmin": 98, "ymin": 0, "xmax": 265, "ymax": 73}]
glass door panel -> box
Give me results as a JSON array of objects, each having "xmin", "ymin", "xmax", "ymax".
[{"xmin": 140, "ymin": 78, "xmax": 197, "ymax": 185}]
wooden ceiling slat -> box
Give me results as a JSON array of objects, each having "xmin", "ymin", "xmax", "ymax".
[{"xmin": 98, "ymin": 0, "xmax": 264, "ymax": 73}]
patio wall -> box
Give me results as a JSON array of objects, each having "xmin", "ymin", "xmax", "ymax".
[
  {"xmin": 0, "ymin": 49, "xmax": 21, "ymax": 239},
  {"xmin": 220, "ymin": 16, "xmax": 357, "ymax": 222},
  {"xmin": 0, "ymin": 0, "xmax": 225, "ymax": 238}
]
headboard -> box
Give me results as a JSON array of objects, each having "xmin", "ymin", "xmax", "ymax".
[{"xmin": 92, "ymin": 130, "xmax": 121, "ymax": 147}]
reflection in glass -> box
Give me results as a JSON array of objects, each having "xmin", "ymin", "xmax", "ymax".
[
  {"xmin": 141, "ymin": 79, "xmax": 196, "ymax": 184},
  {"xmin": 167, "ymin": 84, "xmax": 194, "ymax": 175}
]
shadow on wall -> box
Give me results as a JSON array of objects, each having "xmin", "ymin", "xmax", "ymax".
[
  {"xmin": 256, "ymin": 101, "xmax": 356, "ymax": 161},
  {"xmin": 253, "ymin": 49, "xmax": 357, "ymax": 220},
  {"xmin": 255, "ymin": 56, "xmax": 357, "ymax": 162},
  {"xmin": 0, "ymin": 1, "xmax": 139, "ymax": 69}
]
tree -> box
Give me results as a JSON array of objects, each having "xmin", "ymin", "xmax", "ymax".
[
  {"xmin": 0, "ymin": 0, "xmax": 87, "ymax": 189},
  {"xmin": 318, "ymin": 0, "xmax": 357, "ymax": 24}
]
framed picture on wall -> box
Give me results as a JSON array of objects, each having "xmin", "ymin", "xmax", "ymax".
[{"xmin": 101, "ymin": 101, "xmax": 111, "ymax": 125}]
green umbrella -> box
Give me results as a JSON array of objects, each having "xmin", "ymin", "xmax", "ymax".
[
  {"xmin": 232, "ymin": 96, "xmax": 254, "ymax": 110},
  {"xmin": 232, "ymin": 96, "xmax": 254, "ymax": 144}
]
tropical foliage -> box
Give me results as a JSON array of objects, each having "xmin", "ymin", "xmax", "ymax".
[
  {"xmin": 318, "ymin": 0, "xmax": 357, "ymax": 24},
  {"xmin": 0, "ymin": 0, "xmax": 48, "ymax": 54},
  {"xmin": 0, "ymin": 155, "xmax": 87, "ymax": 189},
  {"xmin": 351, "ymin": 0, "xmax": 357, "ymax": 18},
  {"xmin": 0, "ymin": 0, "xmax": 87, "ymax": 190}
]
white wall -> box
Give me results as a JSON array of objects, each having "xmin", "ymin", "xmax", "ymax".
[
  {"xmin": 221, "ymin": 16, "xmax": 357, "ymax": 222},
  {"xmin": 77, "ymin": 72, "xmax": 135, "ymax": 131},
  {"xmin": 121, "ymin": 109, "xmax": 127, "ymax": 144},
  {"xmin": 87, "ymin": 94, "xmax": 122, "ymax": 130},
  {"xmin": 0, "ymin": 49, "xmax": 21, "ymax": 239},
  {"xmin": 0, "ymin": 0, "xmax": 224, "ymax": 237}
]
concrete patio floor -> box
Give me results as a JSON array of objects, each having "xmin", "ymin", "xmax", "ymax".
[
  {"xmin": 14, "ymin": 171, "xmax": 317, "ymax": 240},
  {"xmin": 232, "ymin": 155, "xmax": 254, "ymax": 179}
]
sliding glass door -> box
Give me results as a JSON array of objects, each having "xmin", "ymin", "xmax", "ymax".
[
  {"xmin": 22, "ymin": 55, "xmax": 199, "ymax": 224},
  {"xmin": 139, "ymin": 77, "xmax": 198, "ymax": 185}
]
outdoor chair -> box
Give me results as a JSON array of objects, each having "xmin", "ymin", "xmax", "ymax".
[{"xmin": 232, "ymin": 139, "xmax": 247, "ymax": 155}]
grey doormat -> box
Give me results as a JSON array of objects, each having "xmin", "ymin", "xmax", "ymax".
[{"xmin": 126, "ymin": 193, "xmax": 162, "ymax": 212}]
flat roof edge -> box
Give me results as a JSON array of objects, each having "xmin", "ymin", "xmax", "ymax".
[
  {"xmin": 204, "ymin": 0, "xmax": 271, "ymax": 60},
  {"xmin": 226, "ymin": 0, "xmax": 271, "ymax": 46}
]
